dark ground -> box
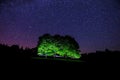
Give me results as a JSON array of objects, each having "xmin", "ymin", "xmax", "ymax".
[{"xmin": 0, "ymin": 44, "xmax": 120, "ymax": 65}]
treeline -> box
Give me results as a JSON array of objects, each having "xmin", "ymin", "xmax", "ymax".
[
  {"xmin": 0, "ymin": 44, "xmax": 37, "ymax": 63},
  {"xmin": 0, "ymin": 43, "xmax": 120, "ymax": 63},
  {"xmin": 81, "ymin": 49, "xmax": 120, "ymax": 63}
]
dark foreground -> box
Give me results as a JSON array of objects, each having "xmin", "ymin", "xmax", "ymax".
[
  {"xmin": 1, "ymin": 54, "xmax": 120, "ymax": 65},
  {"xmin": 0, "ymin": 44, "xmax": 120, "ymax": 65}
]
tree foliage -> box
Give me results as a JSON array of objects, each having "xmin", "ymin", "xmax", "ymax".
[{"xmin": 37, "ymin": 34, "xmax": 81, "ymax": 59}]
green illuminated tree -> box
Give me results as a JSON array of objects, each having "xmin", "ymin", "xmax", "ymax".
[{"xmin": 37, "ymin": 34, "xmax": 81, "ymax": 59}]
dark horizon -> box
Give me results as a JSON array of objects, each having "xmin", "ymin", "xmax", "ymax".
[
  {"xmin": 0, "ymin": 42, "xmax": 120, "ymax": 54},
  {"xmin": 1, "ymin": 42, "xmax": 120, "ymax": 64},
  {"xmin": 0, "ymin": 0, "xmax": 120, "ymax": 53}
]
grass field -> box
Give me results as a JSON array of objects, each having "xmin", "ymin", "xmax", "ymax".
[{"xmin": 32, "ymin": 56, "xmax": 85, "ymax": 63}]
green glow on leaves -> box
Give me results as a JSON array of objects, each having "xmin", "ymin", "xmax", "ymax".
[{"xmin": 37, "ymin": 34, "xmax": 81, "ymax": 59}]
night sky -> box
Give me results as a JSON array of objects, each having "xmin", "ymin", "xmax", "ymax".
[{"xmin": 0, "ymin": 0, "xmax": 120, "ymax": 53}]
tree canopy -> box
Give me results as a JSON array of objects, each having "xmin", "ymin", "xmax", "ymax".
[{"xmin": 37, "ymin": 34, "xmax": 81, "ymax": 59}]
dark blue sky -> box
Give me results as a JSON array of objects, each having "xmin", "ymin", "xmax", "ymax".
[{"xmin": 0, "ymin": 0, "xmax": 120, "ymax": 53}]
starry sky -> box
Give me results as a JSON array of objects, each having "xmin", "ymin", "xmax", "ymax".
[{"xmin": 0, "ymin": 0, "xmax": 120, "ymax": 53}]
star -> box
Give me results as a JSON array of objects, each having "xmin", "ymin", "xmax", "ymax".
[{"xmin": 28, "ymin": 26, "xmax": 32, "ymax": 29}]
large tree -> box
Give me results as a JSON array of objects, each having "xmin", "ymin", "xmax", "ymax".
[{"xmin": 37, "ymin": 34, "xmax": 81, "ymax": 59}]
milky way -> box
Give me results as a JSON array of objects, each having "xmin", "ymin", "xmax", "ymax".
[{"xmin": 0, "ymin": 0, "xmax": 120, "ymax": 53}]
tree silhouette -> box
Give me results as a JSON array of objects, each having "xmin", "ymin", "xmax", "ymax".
[
  {"xmin": 0, "ymin": 43, "xmax": 120, "ymax": 64},
  {"xmin": 37, "ymin": 34, "xmax": 81, "ymax": 59}
]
